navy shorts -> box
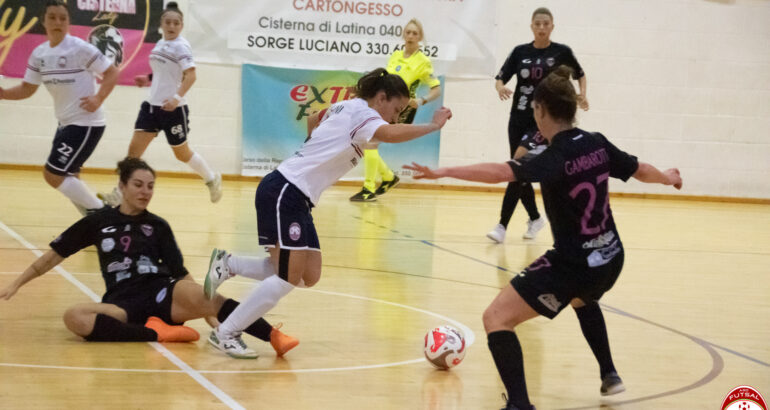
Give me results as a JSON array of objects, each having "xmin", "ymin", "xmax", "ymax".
[
  {"xmin": 45, "ymin": 125, "xmax": 104, "ymax": 176},
  {"xmin": 102, "ymin": 276, "xmax": 182, "ymax": 325},
  {"xmin": 511, "ymin": 249, "xmax": 624, "ymax": 319},
  {"xmin": 256, "ymin": 170, "xmax": 320, "ymax": 251},
  {"xmin": 134, "ymin": 101, "xmax": 190, "ymax": 146}
]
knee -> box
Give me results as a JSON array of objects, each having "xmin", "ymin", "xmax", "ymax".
[
  {"xmin": 173, "ymin": 150, "xmax": 189, "ymax": 162},
  {"xmin": 43, "ymin": 170, "xmax": 62, "ymax": 188},
  {"xmin": 63, "ymin": 307, "xmax": 92, "ymax": 337},
  {"xmin": 301, "ymin": 271, "xmax": 321, "ymax": 288},
  {"xmin": 482, "ymin": 305, "xmax": 516, "ymax": 334}
]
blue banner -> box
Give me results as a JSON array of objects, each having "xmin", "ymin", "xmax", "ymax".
[{"xmin": 241, "ymin": 64, "xmax": 444, "ymax": 178}]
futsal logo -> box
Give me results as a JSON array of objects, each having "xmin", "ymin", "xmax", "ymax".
[
  {"xmin": 288, "ymin": 222, "xmax": 302, "ymax": 241},
  {"xmin": 722, "ymin": 386, "xmax": 767, "ymax": 410}
]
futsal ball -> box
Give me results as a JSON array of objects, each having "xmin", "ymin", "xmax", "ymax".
[{"xmin": 424, "ymin": 325, "xmax": 466, "ymax": 370}]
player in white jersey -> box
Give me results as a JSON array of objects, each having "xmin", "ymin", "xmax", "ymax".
[
  {"xmin": 98, "ymin": 2, "xmax": 223, "ymax": 206},
  {"xmin": 0, "ymin": 1, "xmax": 118, "ymax": 215},
  {"xmin": 198, "ymin": 68, "xmax": 452, "ymax": 358}
]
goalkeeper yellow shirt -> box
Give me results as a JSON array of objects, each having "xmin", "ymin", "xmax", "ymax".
[{"xmin": 386, "ymin": 49, "xmax": 441, "ymax": 98}]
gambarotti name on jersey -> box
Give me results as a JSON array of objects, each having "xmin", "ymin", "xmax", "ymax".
[{"xmin": 565, "ymin": 147, "xmax": 610, "ymax": 175}]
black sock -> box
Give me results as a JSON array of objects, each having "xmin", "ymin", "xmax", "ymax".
[
  {"xmin": 575, "ymin": 302, "xmax": 616, "ymax": 378},
  {"xmin": 499, "ymin": 182, "xmax": 522, "ymax": 228},
  {"xmin": 217, "ymin": 298, "xmax": 273, "ymax": 342},
  {"xmin": 84, "ymin": 313, "xmax": 157, "ymax": 342},
  {"xmin": 487, "ymin": 330, "xmax": 531, "ymax": 409},
  {"xmin": 520, "ymin": 182, "xmax": 540, "ymax": 221}
]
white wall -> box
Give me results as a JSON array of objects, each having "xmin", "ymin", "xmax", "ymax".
[{"xmin": 2, "ymin": 0, "xmax": 769, "ymax": 199}]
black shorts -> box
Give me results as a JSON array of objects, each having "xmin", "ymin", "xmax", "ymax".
[
  {"xmin": 256, "ymin": 170, "xmax": 320, "ymax": 251},
  {"xmin": 507, "ymin": 113, "xmax": 537, "ymax": 157},
  {"xmin": 45, "ymin": 125, "xmax": 104, "ymax": 176},
  {"xmin": 102, "ymin": 277, "xmax": 182, "ymax": 325},
  {"xmin": 134, "ymin": 101, "xmax": 190, "ymax": 146},
  {"xmin": 511, "ymin": 249, "xmax": 624, "ymax": 319}
]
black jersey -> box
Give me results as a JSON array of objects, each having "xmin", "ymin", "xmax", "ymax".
[
  {"xmin": 508, "ymin": 128, "xmax": 639, "ymax": 267},
  {"xmin": 519, "ymin": 130, "xmax": 549, "ymax": 152},
  {"xmin": 50, "ymin": 207, "xmax": 188, "ymax": 299},
  {"xmin": 496, "ymin": 42, "xmax": 584, "ymax": 116}
]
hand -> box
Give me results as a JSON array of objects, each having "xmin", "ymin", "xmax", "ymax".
[
  {"xmin": 79, "ymin": 95, "xmax": 104, "ymax": 112},
  {"xmin": 496, "ymin": 85, "xmax": 513, "ymax": 101},
  {"xmin": 161, "ymin": 98, "xmax": 179, "ymax": 111},
  {"xmin": 403, "ymin": 162, "xmax": 441, "ymax": 180},
  {"xmin": 430, "ymin": 107, "xmax": 452, "ymax": 128},
  {"xmin": 0, "ymin": 282, "xmax": 20, "ymax": 300},
  {"xmin": 134, "ymin": 75, "xmax": 150, "ymax": 87},
  {"xmin": 577, "ymin": 94, "xmax": 590, "ymax": 111},
  {"xmin": 664, "ymin": 168, "xmax": 682, "ymax": 190},
  {"xmin": 408, "ymin": 98, "xmax": 419, "ymax": 109}
]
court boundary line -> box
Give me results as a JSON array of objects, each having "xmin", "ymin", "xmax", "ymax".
[{"xmin": 0, "ymin": 219, "xmax": 245, "ymax": 410}]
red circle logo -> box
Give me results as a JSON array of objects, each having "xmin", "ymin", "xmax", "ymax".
[{"xmin": 722, "ymin": 386, "xmax": 767, "ymax": 410}]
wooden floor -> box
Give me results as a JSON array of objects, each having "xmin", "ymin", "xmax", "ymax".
[{"xmin": 0, "ymin": 168, "xmax": 768, "ymax": 409}]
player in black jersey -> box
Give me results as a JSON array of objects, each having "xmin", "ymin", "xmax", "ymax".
[
  {"xmin": 488, "ymin": 7, "xmax": 588, "ymax": 244},
  {"xmin": 405, "ymin": 66, "xmax": 682, "ymax": 410},
  {"xmin": 0, "ymin": 158, "xmax": 298, "ymax": 358}
]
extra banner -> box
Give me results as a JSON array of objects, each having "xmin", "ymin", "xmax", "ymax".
[
  {"xmin": 187, "ymin": 0, "xmax": 497, "ymax": 78},
  {"xmin": 0, "ymin": 0, "xmax": 163, "ymax": 85},
  {"xmin": 241, "ymin": 64, "xmax": 444, "ymax": 178}
]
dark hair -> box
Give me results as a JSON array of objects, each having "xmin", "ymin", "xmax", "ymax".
[
  {"xmin": 43, "ymin": 0, "xmax": 69, "ymax": 19},
  {"xmin": 161, "ymin": 2, "xmax": 183, "ymax": 21},
  {"xmin": 118, "ymin": 157, "xmax": 156, "ymax": 184},
  {"xmin": 533, "ymin": 65, "xmax": 577, "ymax": 123},
  {"xmin": 532, "ymin": 7, "xmax": 553, "ymax": 21},
  {"xmin": 355, "ymin": 68, "xmax": 409, "ymax": 100}
]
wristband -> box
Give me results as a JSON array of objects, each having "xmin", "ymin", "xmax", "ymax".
[{"xmin": 173, "ymin": 93, "xmax": 182, "ymax": 102}]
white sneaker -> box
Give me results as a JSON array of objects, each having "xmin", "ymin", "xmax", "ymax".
[
  {"xmin": 523, "ymin": 217, "xmax": 545, "ymax": 239},
  {"xmin": 486, "ymin": 224, "xmax": 506, "ymax": 243},
  {"xmin": 97, "ymin": 187, "xmax": 122, "ymax": 207},
  {"xmin": 204, "ymin": 248, "xmax": 231, "ymax": 300},
  {"xmin": 206, "ymin": 173, "xmax": 223, "ymax": 203},
  {"xmin": 208, "ymin": 329, "xmax": 258, "ymax": 359}
]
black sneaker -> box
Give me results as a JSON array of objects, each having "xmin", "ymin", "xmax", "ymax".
[
  {"xmin": 375, "ymin": 175, "xmax": 400, "ymax": 195},
  {"xmin": 600, "ymin": 371, "xmax": 626, "ymax": 396},
  {"xmin": 349, "ymin": 188, "xmax": 377, "ymax": 202},
  {"xmin": 500, "ymin": 394, "xmax": 536, "ymax": 410}
]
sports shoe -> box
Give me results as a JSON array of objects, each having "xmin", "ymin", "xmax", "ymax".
[
  {"xmin": 145, "ymin": 316, "xmax": 200, "ymax": 342},
  {"xmin": 204, "ymin": 248, "xmax": 231, "ymax": 300},
  {"xmin": 270, "ymin": 323, "xmax": 299, "ymax": 357},
  {"xmin": 208, "ymin": 329, "xmax": 258, "ymax": 359},
  {"xmin": 206, "ymin": 173, "xmax": 223, "ymax": 203},
  {"xmin": 499, "ymin": 393, "xmax": 536, "ymax": 410},
  {"xmin": 522, "ymin": 217, "xmax": 545, "ymax": 239},
  {"xmin": 375, "ymin": 175, "xmax": 400, "ymax": 195},
  {"xmin": 487, "ymin": 224, "xmax": 506, "ymax": 243},
  {"xmin": 349, "ymin": 187, "xmax": 377, "ymax": 202},
  {"xmin": 97, "ymin": 187, "xmax": 122, "ymax": 207},
  {"xmin": 71, "ymin": 201, "xmax": 107, "ymax": 217},
  {"xmin": 600, "ymin": 371, "xmax": 626, "ymax": 396}
]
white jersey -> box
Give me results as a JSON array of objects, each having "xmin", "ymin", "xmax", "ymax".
[
  {"xmin": 147, "ymin": 36, "xmax": 195, "ymax": 106},
  {"xmin": 23, "ymin": 34, "xmax": 111, "ymax": 127},
  {"xmin": 278, "ymin": 98, "xmax": 388, "ymax": 205}
]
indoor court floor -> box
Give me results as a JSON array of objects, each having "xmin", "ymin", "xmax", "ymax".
[{"xmin": 0, "ymin": 168, "xmax": 768, "ymax": 409}]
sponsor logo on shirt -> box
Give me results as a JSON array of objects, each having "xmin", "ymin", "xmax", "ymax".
[
  {"xmin": 101, "ymin": 237, "xmax": 115, "ymax": 252},
  {"xmin": 107, "ymin": 256, "xmax": 131, "ymax": 272},
  {"xmin": 141, "ymin": 224, "xmax": 153, "ymax": 237},
  {"xmin": 155, "ymin": 287, "xmax": 168, "ymax": 303},
  {"xmin": 101, "ymin": 226, "xmax": 117, "ymax": 233},
  {"xmin": 582, "ymin": 231, "xmax": 616, "ymax": 249},
  {"xmin": 520, "ymin": 68, "xmax": 530, "ymax": 79},
  {"xmin": 546, "ymin": 57, "xmax": 555, "ymax": 67},
  {"xmin": 57, "ymin": 56, "xmax": 67, "ymax": 68}
]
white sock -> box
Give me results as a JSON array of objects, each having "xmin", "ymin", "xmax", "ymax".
[
  {"xmin": 218, "ymin": 275, "xmax": 294, "ymax": 336},
  {"xmin": 186, "ymin": 152, "xmax": 216, "ymax": 182},
  {"xmin": 57, "ymin": 177, "xmax": 103, "ymax": 209},
  {"xmin": 227, "ymin": 255, "xmax": 275, "ymax": 281}
]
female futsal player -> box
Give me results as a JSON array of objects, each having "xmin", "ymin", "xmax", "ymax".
[
  {"xmin": 405, "ymin": 66, "xmax": 682, "ymax": 409},
  {"xmin": 1, "ymin": 158, "xmax": 296, "ymax": 358},
  {"xmin": 202, "ymin": 68, "xmax": 452, "ymax": 358},
  {"xmin": 0, "ymin": 0, "xmax": 118, "ymax": 215},
  {"xmin": 99, "ymin": 2, "xmax": 222, "ymax": 206}
]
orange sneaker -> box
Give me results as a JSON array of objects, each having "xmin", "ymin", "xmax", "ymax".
[
  {"xmin": 270, "ymin": 323, "xmax": 299, "ymax": 356},
  {"xmin": 145, "ymin": 316, "xmax": 200, "ymax": 343}
]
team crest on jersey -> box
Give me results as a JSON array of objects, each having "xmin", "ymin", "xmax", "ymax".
[
  {"xmin": 141, "ymin": 224, "xmax": 153, "ymax": 237},
  {"xmin": 395, "ymin": 65, "xmax": 402, "ymax": 72},
  {"xmin": 546, "ymin": 57, "xmax": 555, "ymax": 67},
  {"xmin": 57, "ymin": 56, "xmax": 67, "ymax": 68},
  {"xmin": 288, "ymin": 222, "xmax": 302, "ymax": 241},
  {"xmin": 101, "ymin": 238, "xmax": 115, "ymax": 252},
  {"xmin": 520, "ymin": 68, "xmax": 530, "ymax": 79}
]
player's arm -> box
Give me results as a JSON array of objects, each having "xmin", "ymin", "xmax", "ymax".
[
  {"xmin": 0, "ymin": 82, "xmax": 39, "ymax": 100},
  {"xmin": 633, "ymin": 162, "xmax": 682, "ymax": 189},
  {"xmin": 576, "ymin": 75, "xmax": 589, "ymax": 110},
  {"xmin": 373, "ymin": 107, "xmax": 452, "ymax": 143},
  {"xmin": 404, "ymin": 162, "xmax": 515, "ymax": 184},
  {"xmin": 0, "ymin": 250, "xmax": 65, "ymax": 300}
]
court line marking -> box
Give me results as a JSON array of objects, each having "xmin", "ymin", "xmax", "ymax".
[{"xmin": 0, "ymin": 220, "xmax": 245, "ymax": 410}]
